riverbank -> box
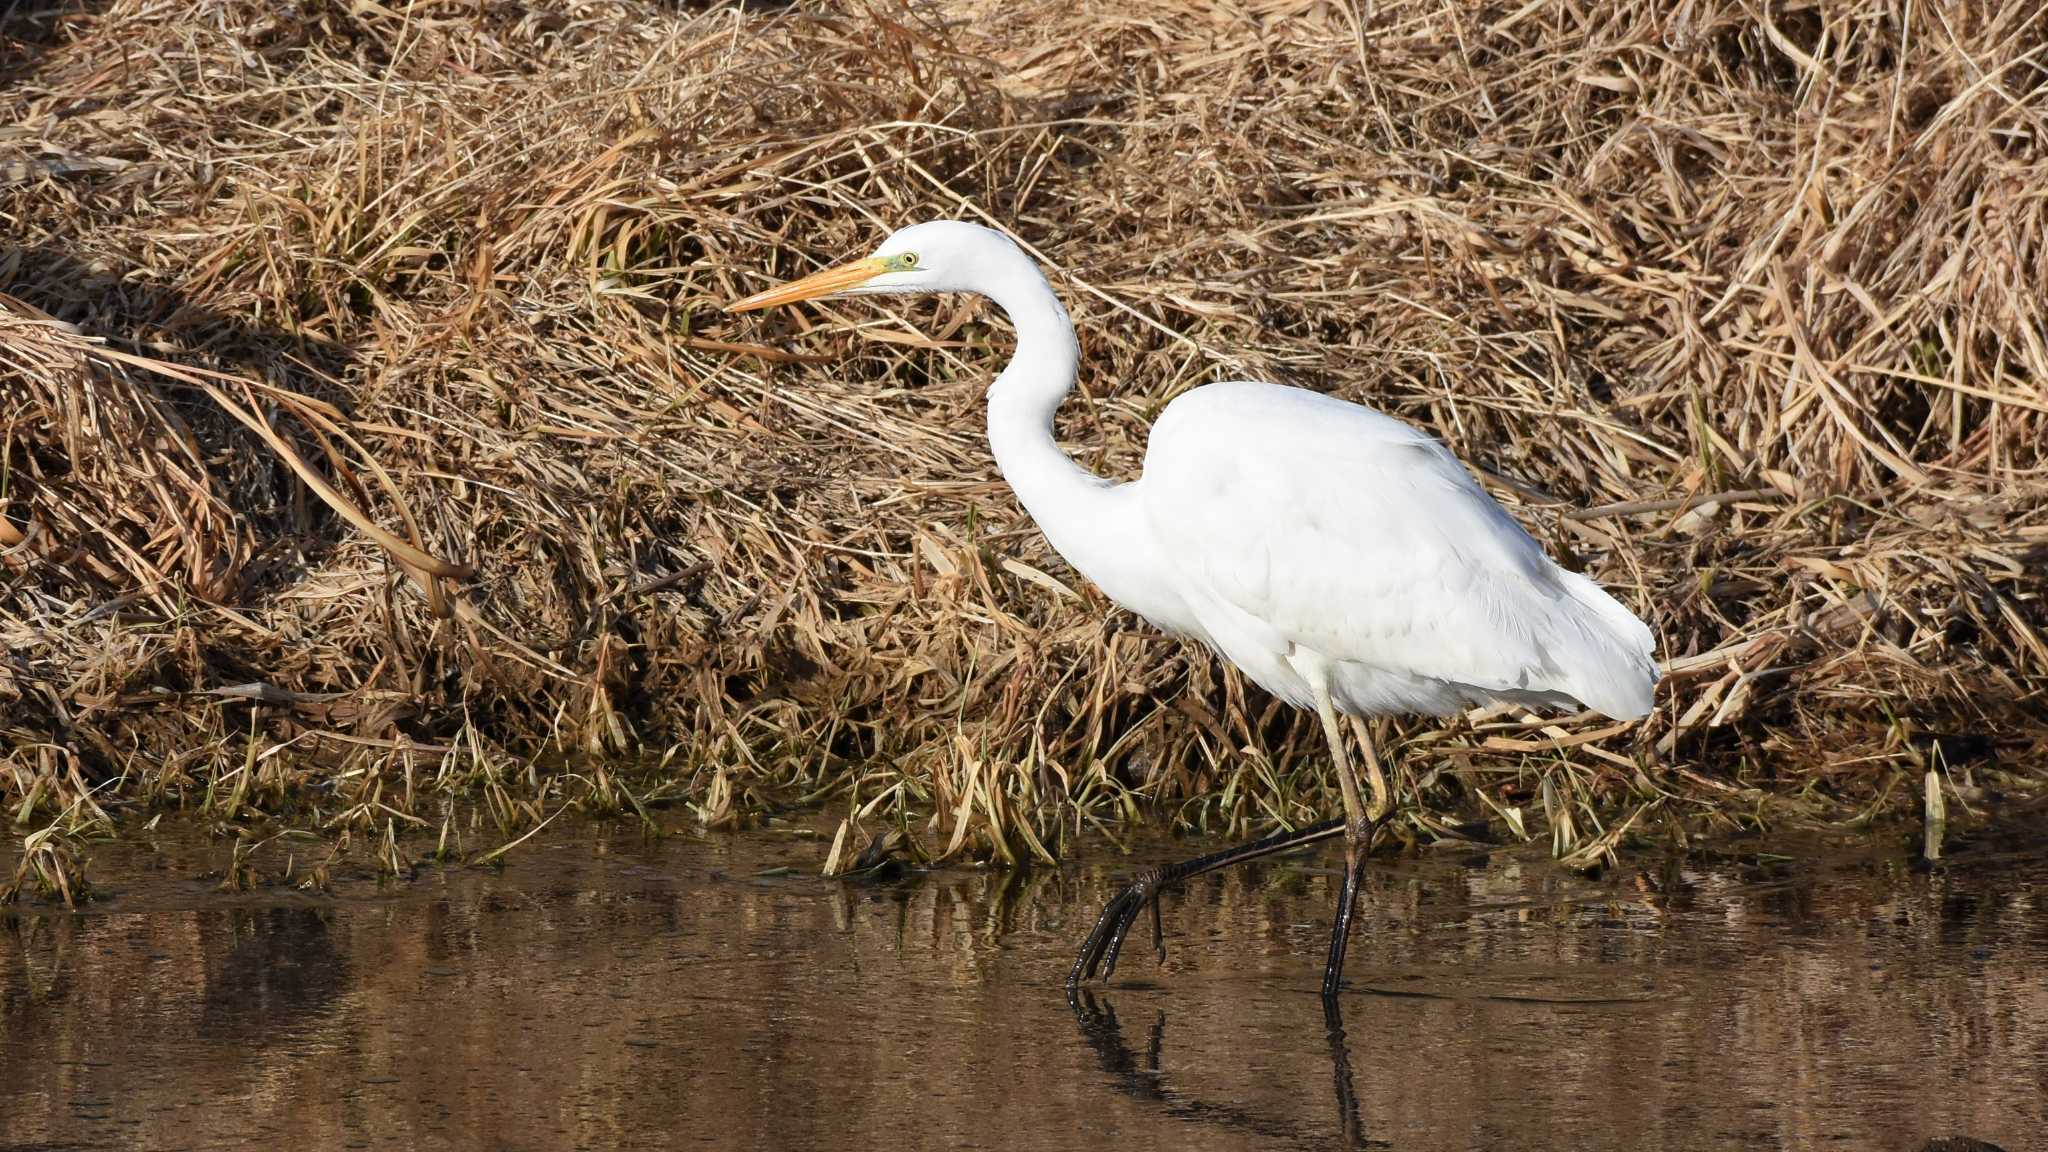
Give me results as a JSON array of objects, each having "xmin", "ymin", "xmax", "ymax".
[{"xmin": 5, "ymin": 0, "xmax": 2044, "ymax": 891}]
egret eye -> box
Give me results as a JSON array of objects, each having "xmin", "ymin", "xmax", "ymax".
[{"xmin": 899, "ymin": 252, "xmax": 919, "ymax": 269}]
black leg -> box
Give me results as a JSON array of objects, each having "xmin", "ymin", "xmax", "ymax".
[
  {"xmin": 1068, "ymin": 816, "xmax": 1344, "ymax": 987},
  {"xmin": 1322, "ymin": 815, "xmax": 1383, "ymax": 1002}
]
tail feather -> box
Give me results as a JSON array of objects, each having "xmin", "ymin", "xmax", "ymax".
[{"xmin": 1549, "ymin": 570, "xmax": 1659, "ymax": 720}]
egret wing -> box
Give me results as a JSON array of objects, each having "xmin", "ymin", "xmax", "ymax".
[{"xmin": 1138, "ymin": 382, "xmax": 1654, "ymax": 717}]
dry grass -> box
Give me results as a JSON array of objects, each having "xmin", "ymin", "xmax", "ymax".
[{"xmin": 3, "ymin": 0, "xmax": 2046, "ymax": 886}]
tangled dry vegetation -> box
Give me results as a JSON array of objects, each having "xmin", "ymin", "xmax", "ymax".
[{"xmin": 4, "ymin": 0, "xmax": 2045, "ymax": 895}]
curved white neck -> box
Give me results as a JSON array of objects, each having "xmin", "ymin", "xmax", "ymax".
[{"xmin": 977, "ymin": 267, "xmax": 1123, "ymax": 584}]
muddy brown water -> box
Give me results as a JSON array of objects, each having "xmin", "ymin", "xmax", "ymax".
[{"xmin": 2, "ymin": 823, "xmax": 2044, "ymax": 1151}]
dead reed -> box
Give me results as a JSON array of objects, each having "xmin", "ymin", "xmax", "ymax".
[{"xmin": 3, "ymin": 0, "xmax": 2044, "ymax": 885}]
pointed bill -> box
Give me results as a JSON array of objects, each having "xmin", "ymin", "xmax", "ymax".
[{"xmin": 726, "ymin": 257, "xmax": 888, "ymax": 313}]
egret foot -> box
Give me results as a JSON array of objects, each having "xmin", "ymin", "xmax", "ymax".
[
  {"xmin": 1069, "ymin": 866, "xmax": 1169, "ymax": 984},
  {"xmin": 1066, "ymin": 816, "xmax": 1346, "ymax": 987}
]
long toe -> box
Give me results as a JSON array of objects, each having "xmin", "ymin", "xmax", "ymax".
[
  {"xmin": 1070, "ymin": 870, "xmax": 1171, "ymax": 985},
  {"xmin": 1096, "ymin": 895, "xmax": 1144, "ymax": 981},
  {"xmin": 1069, "ymin": 887, "xmax": 1137, "ymax": 985}
]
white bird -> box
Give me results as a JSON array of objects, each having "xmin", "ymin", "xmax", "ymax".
[{"xmin": 729, "ymin": 220, "xmax": 1658, "ymax": 999}]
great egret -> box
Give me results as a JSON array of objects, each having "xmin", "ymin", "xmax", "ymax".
[{"xmin": 728, "ymin": 220, "xmax": 1658, "ymax": 999}]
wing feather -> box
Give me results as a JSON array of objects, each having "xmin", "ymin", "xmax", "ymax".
[{"xmin": 1138, "ymin": 382, "xmax": 1656, "ymax": 718}]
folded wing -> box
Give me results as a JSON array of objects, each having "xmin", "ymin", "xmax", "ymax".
[{"xmin": 1139, "ymin": 382, "xmax": 1657, "ymax": 719}]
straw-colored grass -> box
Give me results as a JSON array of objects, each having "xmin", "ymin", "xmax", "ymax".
[{"xmin": 4, "ymin": 0, "xmax": 2045, "ymax": 889}]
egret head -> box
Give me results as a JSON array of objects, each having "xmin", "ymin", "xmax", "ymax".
[{"xmin": 726, "ymin": 220, "xmax": 1029, "ymax": 312}]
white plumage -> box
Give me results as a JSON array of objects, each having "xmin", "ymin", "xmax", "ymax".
[
  {"xmin": 729, "ymin": 218, "xmax": 1660, "ymax": 995},
  {"xmin": 1134, "ymin": 380, "xmax": 1657, "ymax": 721}
]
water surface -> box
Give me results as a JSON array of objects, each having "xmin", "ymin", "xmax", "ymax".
[{"xmin": 3, "ymin": 823, "xmax": 2043, "ymax": 1150}]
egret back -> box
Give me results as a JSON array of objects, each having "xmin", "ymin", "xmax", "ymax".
[{"xmin": 1135, "ymin": 381, "xmax": 1658, "ymax": 720}]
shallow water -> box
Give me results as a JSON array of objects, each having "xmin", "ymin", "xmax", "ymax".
[{"xmin": 3, "ymin": 823, "xmax": 2044, "ymax": 1151}]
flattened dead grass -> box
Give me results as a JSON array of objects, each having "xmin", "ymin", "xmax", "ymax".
[{"xmin": 3, "ymin": 0, "xmax": 2044, "ymax": 887}]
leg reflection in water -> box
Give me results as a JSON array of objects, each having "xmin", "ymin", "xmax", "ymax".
[
  {"xmin": 1067, "ymin": 988, "xmax": 1383, "ymax": 1150},
  {"xmin": 1325, "ymin": 995, "xmax": 1367, "ymax": 1149}
]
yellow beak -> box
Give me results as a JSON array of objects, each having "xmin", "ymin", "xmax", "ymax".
[{"xmin": 726, "ymin": 257, "xmax": 888, "ymax": 313}]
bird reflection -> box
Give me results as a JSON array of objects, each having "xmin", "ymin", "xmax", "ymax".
[
  {"xmin": 198, "ymin": 907, "xmax": 348, "ymax": 1039},
  {"xmin": 1068, "ymin": 988, "xmax": 1384, "ymax": 1150}
]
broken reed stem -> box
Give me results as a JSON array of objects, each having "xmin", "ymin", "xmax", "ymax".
[{"xmin": 1924, "ymin": 769, "xmax": 1947, "ymax": 863}]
